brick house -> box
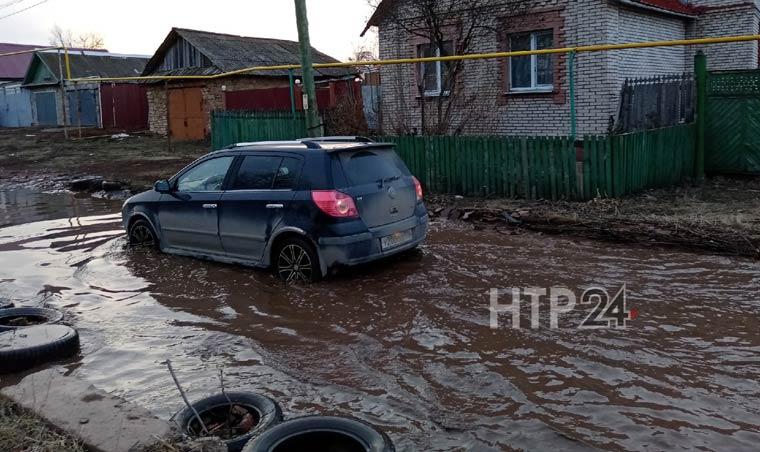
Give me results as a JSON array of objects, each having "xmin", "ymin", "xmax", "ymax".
[
  {"xmin": 142, "ymin": 28, "xmax": 355, "ymax": 140},
  {"xmin": 363, "ymin": 0, "xmax": 760, "ymax": 136}
]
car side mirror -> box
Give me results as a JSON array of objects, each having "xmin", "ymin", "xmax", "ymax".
[{"xmin": 154, "ymin": 180, "xmax": 171, "ymax": 193}]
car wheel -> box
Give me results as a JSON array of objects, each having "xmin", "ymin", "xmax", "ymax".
[
  {"xmin": 128, "ymin": 218, "xmax": 157, "ymax": 248},
  {"xmin": 274, "ymin": 237, "xmax": 321, "ymax": 283}
]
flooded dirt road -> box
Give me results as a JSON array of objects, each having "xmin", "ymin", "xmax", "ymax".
[{"xmin": 1, "ymin": 188, "xmax": 759, "ymax": 451}]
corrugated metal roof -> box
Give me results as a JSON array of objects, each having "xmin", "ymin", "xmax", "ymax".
[
  {"xmin": 25, "ymin": 51, "xmax": 149, "ymax": 85},
  {"xmin": 143, "ymin": 28, "xmax": 355, "ymax": 79},
  {"xmin": 0, "ymin": 43, "xmax": 45, "ymax": 80}
]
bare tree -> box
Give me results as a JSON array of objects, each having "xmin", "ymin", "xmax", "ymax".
[
  {"xmin": 372, "ymin": 0, "xmax": 528, "ymax": 135},
  {"xmin": 49, "ymin": 25, "xmax": 106, "ymax": 49}
]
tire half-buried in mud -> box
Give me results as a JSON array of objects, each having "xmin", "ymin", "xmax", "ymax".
[
  {"xmin": 0, "ymin": 324, "xmax": 80, "ymax": 373},
  {"xmin": 173, "ymin": 392, "xmax": 282, "ymax": 452},
  {"xmin": 0, "ymin": 307, "xmax": 64, "ymax": 331},
  {"xmin": 241, "ymin": 416, "xmax": 395, "ymax": 452}
]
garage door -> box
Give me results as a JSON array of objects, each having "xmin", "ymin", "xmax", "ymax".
[
  {"xmin": 34, "ymin": 91, "xmax": 58, "ymax": 126},
  {"xmin": 67, "ymin": 89, "xmax": 99, "ymax": 127},
  {"xmin": 169, "ymin": 87, "xmax": 206, "ymax": 140}
]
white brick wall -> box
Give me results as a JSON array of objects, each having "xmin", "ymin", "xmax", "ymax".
[
  {"xmin": 687, "ymin": 2, "xmax": 759, "ymax": 70},
  {"xmin": 376, "ymin": 0, "xmax": 760, "ymax": 137}
]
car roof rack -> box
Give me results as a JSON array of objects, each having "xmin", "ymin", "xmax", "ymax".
[
  {"xmin": 298, "ymin": 136, "xmax": 375, "ymax": 143},
  {"xmin": 218, "ymin": 137, "xmax": 389, "ymax": 152}
]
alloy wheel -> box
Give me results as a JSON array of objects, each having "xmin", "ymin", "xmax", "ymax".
[
  {"xmin": 129, "ymin": 223, "xmax": 155, "ymax": 247},
  {"xmin": 277, "ymin": 244, "xmax": 313, "ymax": 283}
]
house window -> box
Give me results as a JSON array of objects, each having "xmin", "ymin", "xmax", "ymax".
[
  {"xmin": 417, "ymin": 41, "xmax": 454, "ymax": 96},
  {"xmin": 509, "ymin": 30, "xmax": 554, "ymax": 92}
]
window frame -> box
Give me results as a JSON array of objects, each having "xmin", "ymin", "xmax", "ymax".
[
  {"xmin": 173, "ymin": 156, "xmax": 235, "ymax": 193},
  {"xmin": 227, "ymin": 153, "xmax": 304, "ymax": 192},
  {"xmin": 417, "ymin": 42, "xmax": 453, "ymax": 97},
  {"xmin": 508, "ymin": 30, "xmax": 554, "ymax": 93}
]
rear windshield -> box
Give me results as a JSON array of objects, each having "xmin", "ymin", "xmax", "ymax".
[{"xmin": 338, "ymin": 148, "xmax": 411, "ymax": 186}]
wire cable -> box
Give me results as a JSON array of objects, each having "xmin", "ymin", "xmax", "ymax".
[{"xmin": 0, "ymin": 0, "xmax": 50, "ymax": 21}]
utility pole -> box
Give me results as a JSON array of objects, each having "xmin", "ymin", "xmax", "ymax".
[
  {"xmin": 293, "ymin": 0, "xmax": 321, "ymax": 137},
  {"xmin": 694, "ymin": 51, "xmax": 707, "ymax": 180}
]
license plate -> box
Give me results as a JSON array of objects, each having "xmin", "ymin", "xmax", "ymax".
[{"xmin": 381, "ymin": 229, "xmax": 413, "ymax": 250}]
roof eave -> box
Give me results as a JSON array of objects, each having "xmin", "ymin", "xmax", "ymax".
[{"xmin": 616, "ymin": 0, "xmax": 700, "ymax": 19}]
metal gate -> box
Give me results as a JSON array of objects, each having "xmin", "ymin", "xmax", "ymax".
[
  {"xmin": 705, "ymin": 70, "xmax": 760, "ymax": 174},
  {"xmin": 0, "ymin": 83, "xmax": 33, "ymax": 127},
  {"xmin": 34, "ymin": 91, "xmax": 58, "ymax": 126},
  {"xmin": 67, "ymin": 89, "xmax": 99, "ymax": 127}
]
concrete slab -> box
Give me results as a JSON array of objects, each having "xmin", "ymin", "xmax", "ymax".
[{"xmin": 1, "ymin": 367, "xmax": 174, "ymax": 452}]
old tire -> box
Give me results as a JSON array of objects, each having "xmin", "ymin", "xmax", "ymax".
[
  {"xmin": 0, "ymin": 325, "xmax": 80, "ymax": 374},
  {"xmin": 241, "ymin": 416, "xmax": 395, "ymax": 452},
  {"xmin": 273, "ymin": 237, "xmax": 321, "ymax": 283},
  {"xmin": 0, "ymin": 299, "xmax": 13, "ymax": 310},
  {"xmin": 174, "ymin": 392, "xmax": 282, "ymax": 452},
  {"xmin": 0, "ymin": 307, "xmax": 64, "ymax": 331},
  {"xmin": 128, "ymin": 218, "xmax": 158, "ymax": 248}
]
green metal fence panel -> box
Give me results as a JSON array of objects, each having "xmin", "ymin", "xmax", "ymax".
[
  {"xmin": 376, "ymin": 135, "xmax": 578, "ymax": 200},
  {"xmin": 210, "ymin": 110, "xmax": 307, "ymax": 150},
  {"xmin": 705, "ymin": 70, "xmax": 760, "ymax": 174},
  {"xmin": 584, "ymin": 124, "xmax": 695, "ymax": 199}
]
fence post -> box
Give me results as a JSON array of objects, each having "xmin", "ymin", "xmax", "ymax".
[
  {"xmin": 694, "ymin": 51, "xmax": 707, "ymax": 179},
  {"xmin": 568, "ymin": 50, "xmax": 577, "ymax": 141}
]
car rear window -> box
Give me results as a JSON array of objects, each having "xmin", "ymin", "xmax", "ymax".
[{"xmin": 339, "ymin": 148, "xmax": 411, "ymax": 186}]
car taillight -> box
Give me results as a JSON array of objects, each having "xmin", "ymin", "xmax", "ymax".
[
  {"xmin": 413, "ymin": 176, "xmax": 423, "ymax": 201},
  {"xmin": 311, "ymin": 190, "xmax": 359, "ymax": 218}
]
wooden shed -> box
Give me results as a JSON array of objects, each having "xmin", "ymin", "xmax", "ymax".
[
  {"xmin": 21, "ymin": 50, "xmax": 149, "ymax": 130},
  {"xmin": 142, "ymin": 28, "xmax": 356, "ymax": 140}
]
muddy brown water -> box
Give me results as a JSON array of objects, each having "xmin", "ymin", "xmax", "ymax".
[{"xmin": 0, "ymin": 188, "xmax": 759, "ymax": 451}]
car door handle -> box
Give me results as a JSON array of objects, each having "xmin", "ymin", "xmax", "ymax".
[
  {"xmin": 202, "ymin": 203, "xmax": 218, "ymax": 209},
  {"xmin": 266, "ymin": 203, "xmax": 284, "ymax": 209}
]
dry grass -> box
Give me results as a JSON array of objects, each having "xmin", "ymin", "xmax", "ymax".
[
  {"xmin": 0, "ymin": 395, "xmax": 85, "ymax": 452},
  {"xmin": 0, "ymin": 395, "xmax": 225, "ymax": 452}
]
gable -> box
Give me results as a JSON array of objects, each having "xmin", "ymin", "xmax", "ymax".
[
  {"xmin": 157, "ymin": 36, "xmax": 214, "ymax": 72},
  {"xmin": 143, "ymin": 28, "xmax": 355, "ymax": 79},
  {"xmin": 22, "ymin": 55, "xmax": 57, "ymax": 86}
]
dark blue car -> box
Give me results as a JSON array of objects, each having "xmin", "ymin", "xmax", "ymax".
[{"xmin": 122, "ymin": 137, "xmax": 428, "ymax": 282}]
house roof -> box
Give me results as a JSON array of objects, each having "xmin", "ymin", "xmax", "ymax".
[
  {"xmin": 143, "ymin": 27, "xmax": 355, "ymax": 79},
  {"xmin": 634, "ymin": 0, "xmax": 701, "ymax": 16},
  {"xmin": 22, "ymin": 51, "xmax": 149, "ymax": 86},
  {"xmin": 361, "ymin": 0, "xmax": 702, "ymax": 36},
  {"xmin": 0, "ymin": 43, "xmax": 46, "ymax": 80},
  {"xmin": 361, "ymin": 0, "xmax": 397, "ymax": 37}
]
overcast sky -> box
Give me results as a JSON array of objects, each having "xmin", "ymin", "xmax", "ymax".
[{"xmin": 0, "ymin": 0, "xmax": 378, "ymax": 60}]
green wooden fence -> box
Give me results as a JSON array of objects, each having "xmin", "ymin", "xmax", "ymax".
[
  {"xmin": 704, "ymin": 70, "xmax": 760, "ymax": 174},
  {"xmin": 209, "ymin": 110, "xmax": 694, "ymax": 200},
  {"xmin": 583, "ymin": 124, "xmax": 695, "ymax": 198},
  {"xmin": 211, "ymin": 110, "xmax": 306, "ymax": 150},
  {"xmin": 378, "ymin": 135, "xmax": 577, "ymax": 200}
]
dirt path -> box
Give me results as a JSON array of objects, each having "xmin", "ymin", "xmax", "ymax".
[
  {"xmin": 1, "ymin": 127, "xmax": 758, "ymax": 258},
  {"xmin": 427, "ymin": 175, "xmax": 760, "ymax": 258},
  {"xmin": 0, "ymin": 128, "xmax": 207, "ymax": 192}
]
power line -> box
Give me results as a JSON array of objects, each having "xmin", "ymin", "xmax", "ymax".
[
  {"xmin": 0, "ymin": 0, "xmax": 49, "ymax": 20},
  {"xmin": 0, "ymin": 0, "xmax": 28, "ymax": 11}
]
